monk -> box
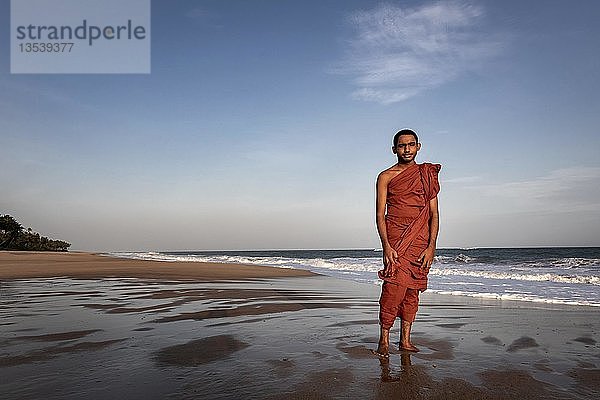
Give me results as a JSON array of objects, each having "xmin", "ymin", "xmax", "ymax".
[{"xmin": 374, "ymin": 129, "xmax": 441, "ymax": 357}]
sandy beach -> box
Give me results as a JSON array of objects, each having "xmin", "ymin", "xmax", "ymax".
[
  {"xmin": 1, "ymin": 252, "xmax": 599, "ymax": 399},
  {"xmin": 0, "ymin": 251, "xmax": 316, "ymax": 281}
]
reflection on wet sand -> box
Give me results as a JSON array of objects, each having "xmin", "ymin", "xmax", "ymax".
[
  {"xmin": 1, "ymin": 275, "xmax": 599, "ymax": 400},
  {"xmin": 376, "ymin": 353, "xmax": 572, "ymax": 400},
  {"xmin": 376, "ymin": 354, "xmax": 434, "ymax": 398},
  {"xmin": 378, "ymin": 352, "xmax": 416, "ymax": 381}
]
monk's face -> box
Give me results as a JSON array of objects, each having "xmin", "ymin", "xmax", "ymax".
[{"xmin": 393, "ymin": 134, "xmax": 421, "ymax": 164}]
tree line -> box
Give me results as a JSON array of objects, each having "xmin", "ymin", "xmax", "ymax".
[{"xmin": 0, "ymin": 214, "xmax": 71, "ymax": 251}]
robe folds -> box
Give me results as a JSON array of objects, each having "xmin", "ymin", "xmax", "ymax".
[{"xmin": 378, "ymin": 162, "xmax": 441, "ymax": 291}]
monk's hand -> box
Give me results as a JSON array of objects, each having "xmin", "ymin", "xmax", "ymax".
[
  {"xmin": 382, "ymin": 246, "xmax": 399, "ymax": 277},
  {"xmin": 418, "ymin": 246, "xmax": 436, "ymax": 271}
]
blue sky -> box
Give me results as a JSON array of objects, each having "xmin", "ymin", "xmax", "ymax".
[{"xmin": 1, "ymin": 0, "xmax": 599, "ymax": 251}]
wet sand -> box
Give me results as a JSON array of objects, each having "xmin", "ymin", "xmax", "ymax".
[{"xmin": 1, "ymin": 252, "xmax": 599, "ymax": 399}]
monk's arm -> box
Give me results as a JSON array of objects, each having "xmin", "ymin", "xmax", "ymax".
[
  {"xmin": 428, "ymin": 196, "xmax": 439, "ymax": 250},
  {"xmin": 418, "ymin": 196, "xmax": 439, "ymax": 269},
  {"xmin": 376, "ymin": 172, "xmax": 398, "ymax": 269}
]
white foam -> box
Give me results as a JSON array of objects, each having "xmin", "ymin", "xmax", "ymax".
[
  {"xmin": 106, "ymin": 251, "xmax": 600, "ymax": 307},
  {"xmin": 428, "ymin": 289, "xmax": 600, "ymax": 307},
  {"xmin": 434, "ymin": 254, "xmax": 476, "ymax": 263},
  {"xmin": 429, "ymin": 267, "xmax": 600, "ymax": 285},
  {"xmin": 550, "ymin": 257, "xmax": 600, "ymax": 268}
]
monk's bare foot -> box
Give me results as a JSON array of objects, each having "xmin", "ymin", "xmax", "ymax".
[
  {"xmin": 375, "ymin": 326, "xmax": 390, "ymax": 358},
  {"xmin": 399, "ymin": 343, "xmax": 419, "ymax": 352},
  {"xmin": 374, "ymin": 340, "xmax": 389, "ymax": 358},
  {"xmin": 400, "ymin": 320, "xmax": 418, "ymax": 352},
  {"xmin": 372, "ymin": 348, "xmax": 389, "ymax": 358}
]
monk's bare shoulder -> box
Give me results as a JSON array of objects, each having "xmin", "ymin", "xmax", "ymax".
[
  {"xmin": 377, "ymin": 166, "xmax": 399, "ymax": 186},
  {"xmin": 377, "ymin": 164, "xmax": 413, "ymax": 185}
]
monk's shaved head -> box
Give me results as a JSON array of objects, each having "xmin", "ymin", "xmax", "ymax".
[{"xmin": 393, "ymin": 129, "xmax": 419, "ymax": 147}]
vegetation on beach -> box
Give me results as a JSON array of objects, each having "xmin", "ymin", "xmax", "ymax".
[{"xmin": 0, "ymin": 214, "xmax": 71, "ymax": 251}]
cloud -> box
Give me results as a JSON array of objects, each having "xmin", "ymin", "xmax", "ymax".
[
  {"xmin": 481, "ymin": 166, "xmax": 600, "ymax": 213},
  {"xmin": 441, "ymin": 167, "xmax": 600, "ymax": 246},
  {"xmin": 333, "ymin": 1, "xmax": 505, "ymax": 104}
]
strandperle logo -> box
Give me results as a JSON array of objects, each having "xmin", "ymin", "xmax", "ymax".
[
  {"xmin": 11, "ymin": 0, "xmax": 150, "ymax": 74},
  {"xmin": 15, "ymin": 19, "xmax": 147, "ymax": 46}
]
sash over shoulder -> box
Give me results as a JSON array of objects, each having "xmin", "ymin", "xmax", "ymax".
[{"xmin": 378, "ymin": 163, "xmax": 441, "ymax": 289}]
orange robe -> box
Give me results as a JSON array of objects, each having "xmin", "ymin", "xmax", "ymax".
[{"xmin": 378, "ymin": 162, "xmax": 441, "ymax": 291}]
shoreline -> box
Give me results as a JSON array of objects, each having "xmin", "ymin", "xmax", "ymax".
[
  {"xmin": 2, "ymin": 250, "xmax": 596, "ymax": 310},
  {"xmin": 99, "ymin": 247, "xmax": 600, "ymax": 309}
]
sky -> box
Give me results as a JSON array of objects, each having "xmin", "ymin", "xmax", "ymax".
[{"xmin": 1, "ymin": 0, "xmax": 599, "ymax": 251}]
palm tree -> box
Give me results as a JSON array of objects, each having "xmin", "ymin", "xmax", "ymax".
[{"xmin": 0, "ymin": 214, "xmax": 23, "ymax": 249}]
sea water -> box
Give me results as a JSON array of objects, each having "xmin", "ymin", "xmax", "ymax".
[{"xmin": 108, "ymin": 247, "xmax": 600, "ymax": 307}]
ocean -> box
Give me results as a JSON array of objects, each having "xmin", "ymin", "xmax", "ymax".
[{"xmin": 107, "ymin": 247, "xmax": 600, "ymax": 307}]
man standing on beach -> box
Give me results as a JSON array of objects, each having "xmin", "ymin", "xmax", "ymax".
[{"xmin": 375, "ymin": 129, "xmax": 441, "ymax": 356}]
